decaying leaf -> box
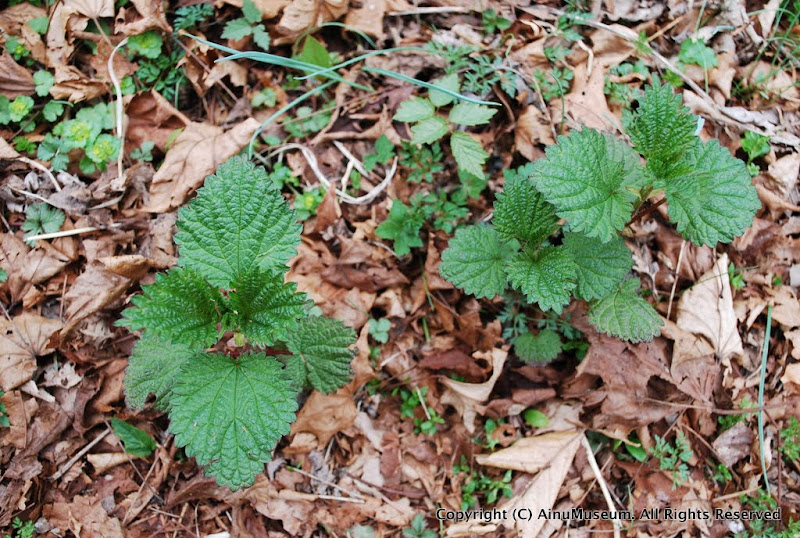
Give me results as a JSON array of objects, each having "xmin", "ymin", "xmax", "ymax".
[
  {"xmin": 440, "ymin": 348, "xmax": 507, "ymax": 433},
  {"xmin": 0, "ymin": 314, "xmax": 63, "ymax": 392},
  {"xmin": 0, "ymin": 52, "xmax": 35, "ymax": 97}
]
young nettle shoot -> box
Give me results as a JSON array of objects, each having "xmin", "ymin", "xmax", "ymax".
[
  {"xmin": 440, "ymin": 81, "xmax": 760, "ymax": 342},
  {"xmin": 119, "ymin": 156, "xmax": 356, "ymax": 489}
]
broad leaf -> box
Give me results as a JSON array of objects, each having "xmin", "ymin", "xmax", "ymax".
[
  {"xmin": 588, "ymin": 278, "xmax": 663, "ymax": 342},
  {"xmin": 394, "ymin": 98, "xmax": 435, "ymax": 122},
  {"xmin": 623, "ymin": 81, "xmax": 697, "ymax": 180},
  {"xmin": 532, "ymin": 129, "xmax": 647, "ymax": 242},
  {"xmin": 429, "ymin": 73, "xmax": 460, "ymax": 107},
  {"xmin": 440, "ymin": 224, "xmax": 515, "ymax": 299},
  {"xmin": 119, "ymin": 268, "xmax": 226, "ymax": 347},
  {"xmin": 221, "ymin": 18, "xmax": 253, "ymax": 41},
  {"xmin": 375, "ymin": 201, "xmax": 425, "ymax": 256},
  {"xmin": 242, "ymin": 0, "xmax": 262, "ymax": 24},
  {"xmin": 450, "ymin": 131, "xmax": 489, "ymax": 178},
  {"xmin": 124, "ymin": 333, "xmax": 195, "ymax": 411},
  {"xmin": 111, "ymin": 418, "xmax": 157, "ymax": 457},
  {"xmin": 411, "ymin": 116, "xmax": 449, "ymax": 145},
  {"xmin": 227, "ymin": 268, "xmax": 307, "ymax": 346},
  {"xmin": 506, "ymin": 245, "xmax": 576, "ymax": 313},
  {"xmin": 449, "ymin": 102, "xmax": 497, "ymax": 126},
  {"xmin": 494, "ymin": 169, "xmax": 558, "ymax": 245},
  {"xmin": 286, "ymin": 317, "xmax": 356, "ymax": 393},
  {"xmin": 513, "ymin": 329, "xmax": 562, "ymax": 363},
  {"xmin": 663, "ymin": 139, "xmax": 761, "ymax": 246},
  {"xmin": 175, "ymin": 156, "xmax": 301, "ymax": 288},
  {"xmin": 170, "ymin": 353, "xmax": 298, "ymax": 489},
  {"xmin": 563, "ymin": 232, "xmax": 632, "ymax": 300}
]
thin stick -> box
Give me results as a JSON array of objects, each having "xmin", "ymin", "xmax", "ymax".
[
  {"xmin": 24, "ymin": 224, "xmax": 122, "ymax": 242},
  {"xmin": 581, "ymin": 435, "xmax": 622, "ymax": 538},
  {"xmin": 288, "ymin": 465, "xmax": 365, "ymax": 500},
  {"xmin": 108, "ymin": 37, "xmax": 128, "ymax": 181},
  {"xmin": 666, "ymin": 240, "xmax": 687, "ymax": 321},
  {"xmin": 388, "ymin": 6, "xmax": 471, "ymax": 16},
  {"xmin": 415, "ymin": 386, "xmax": 432, "ymax": 421},
  {"xmin": 51, "ymin": 428, "xmax": 111, "ymax": 480},
  {"xmin": 758, "ymin": 304, "xmax": 773, "ymax": 495},
  {"xmin": 17, "ymin": 157, "xmax": 60, "ymax": 192}
]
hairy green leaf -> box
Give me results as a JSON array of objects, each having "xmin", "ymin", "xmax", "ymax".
[
  {"xmin": 450, "ymin": 131, "xmax": 489, "ymax": 178},
  {"xmin": 623, "ymin": 81, "xmax": 697, "ymax": 180},
  {"xmin": 429, "ymin": 73, "xmax": 460, "ymax": 107},
  {"xmin": 411, "ymin": 116, "xmax": 449, "ymax": 145},
  {"xmin": 563, "ymin": 232, "xmax": 632, "ymax": 300},
  {"xmin": 448, "ymin": 102, "xmax": 497, "ymax": 126},
  {"xmin": 175, "ymin": 156, "xmax": 301, "ymax": 288},
  {"xmin": 286, "ymin": 317, "xmax": 356, "ymax": 393},
  {"xmin": 440, "ymin": 224, "xmax": 515, "ymax": 299},
  {"xmin": 170, "ymin": 353, "xmax": 298, "ymax": 489},
  {"xmin": 532, "ymin": 129, "xmax": 647, "ymax": 242},
  {"xmin": 494, "ymin": 169, "xmax": 558, "ymax": 245},
  {"xmin": 393, "ymin": 98, "xmax": 435, "ymax": 122},
  {"xmin": 588, "ymin": 278, "xmax": 663, "ymax": 342},
  {"xmin": 506, "ymin": 246, "xmax": 576, "ymax": 313},
  {"xmin": 124, "ymin": 333, "xmax": 194, "ymax": 411},
  {"xmin": 119, "ymin": 268, "xmax": 225, "ymax": 347},
  {"xmin": 227, "ymin": 268, "xmax": 307, "ymax": 346},
  {"xmin": 513, "ymin": 329, "xmax": 562, "ymax": 363},
  {"xmin": 663, "ymin": 140, "xmax": 761, "ymax": 246}
]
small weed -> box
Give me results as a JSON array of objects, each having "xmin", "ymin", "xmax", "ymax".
[
  {"xmin": 293, "ymin": 187, "xmax": 324, "ymax": 221},
  {"xmin": 368, "ymin": 318, "xmax": 391, "ymax": 344},
  {"xmin": 533, "ymin": 67, "xmax": 574, "ymax": 101},
  {"xmin": 363, "ymin": 135, "xmax": 395, "ymax": 173},
  {"xmin": 3, "ymin": 518, "xmax": 36, "ymax": 538},
  {"xmin": 402, "ymin": 514, "xmax": 437, "ymax": 538},
  {"xmin": 398, "ymin": 141, "xmax": 444, "ymax": 183},
  {"xmin": 651, "ymin": 431, "xmax": 694, "ymax": 489},
  {"xmin": 728, "ymin": 262, "xmax": 747, "ymax": 291},
  {"xmin": 779, "ymin": 416, "xmax": 800, "ymax": 462},
  {"xmin": 734, "ymin": 489, "xmax": 800, "ymax": 537},
  {"xmin": 172, "ymin": 3, "xmax": 215, "ymax": 33},
  {"xmin": 453, "ymin": 456, "xmax": 513, "ymax": 509},
  {"xmin": 21, "ymin": 204, "xmax": 65, "ymax": 244},
  {"xmin": 221, "ymin": 0, "xmax": 270, "ymax": 50},
  {"xmin": 251, "ymin": 88, "xmax": 277, "ymax": 109},
  {"xmin": 130, "ymin": 141, "xmax": 155, "ymax": 162},
  {"xmin": 482, "ymin": 9, "xmax": 511, "ymax": 35},
  {"xmin": 741, "ymin": 131, "xmax": 771, "ymax": 176},
  {"xmin": 718, "ymin": 396, "xmax": 755, "ymax": 431},
  {"xmin": 712, "ymin": 462, "xmax": 732, "ymax": 485},
  {"xmin": 393, "ymin": 385, "xmax": 444, "ymax": 435},
  {"xmin": 0, "ymin": 391, "xmax": 9, "ymax": 428}
]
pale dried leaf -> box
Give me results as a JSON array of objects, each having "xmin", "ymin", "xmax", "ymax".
[
  {"xmin": 344, "ymin": 0, "xmax": 386, "ymax": 38},
  {"xmin": 476, "ymin": 430, "xmax": 582, "ymax": 473},
  {"xmin": 713, "ymin": 422, "xmax": 754, "ymax": 467},
  {"xmin": 145, "ymin": 118, "xmax": 260, "ymax": 212},
  {"xmin": 291, "ymin": 391, "xmax": 358, "ymax": 447},
  {"xmin": 61, "ymin": 262, "xmax": 131, "ymax": 337},
  {"xmin": 515, "ymin": 106, "xmax": 553, "ymax": 160},
  {"xmin": 64, "ymin": 0, "xmax": 113, "ymax": 18},
  {"xmin": 0, "ymin": 52, "xmax": 35, "ymax": 97},
  {"xmin": 0, "ymin": 314, "xmax": 63, "ymax": 391},
  {"xmin": 440, "ymin": 348, "xmax": 507, "ymax": 433}
]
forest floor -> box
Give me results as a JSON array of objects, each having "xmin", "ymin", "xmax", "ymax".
[{"xmin": 1, "ymin": 0, "xmax": 800, "ymax": 537}]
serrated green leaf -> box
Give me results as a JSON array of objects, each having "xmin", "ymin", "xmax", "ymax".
[
  {"xmin": 227, "ymin": 268, "xmax": 307, "ymax": 346},
  {"xmin": 252, "ymin": 25, "xmax": 271, "ymax": 50},
  {"xmin": 170, "ymin": 353, "xmax": 298, "ymax": 489},
  {"xmin": 393, "ymin": 98, "xmax": 435, "ymax": 122},
  {"xmin": 506, "ymin": 245, "xmax": 576, "ymax": 313},
  {"xmin": 448, "ymin": 102, "xmax": 497, "ymax": 126},
  {"xmin": 21, "ymin": 203, "xmax": 65, "ymax": 241},
  {"xmin": 127, "ymin": 31, "xmax": 163, "ymax": 59},
  {"xmin": 221, "ymin": 18, "xmax": 254, "ymax": 40},
  {"xmin": 663, "ymin": 139, "xmax": 761, "ymax": 246},
  {"xmin": 532, "ymin": 128, "xmax": 647, "ymax": 242},
  {"xmin": 242, "ymin": 0, "xmax": 262, "ymax": 24},
  {"xmin": 440, "ymin": 224, "xmax": 516, "ymax": 299},
  {"xmin": 450, "ymin": 131, "xmax": 488, "ymax": 178},
  {"xmin": 119, "ymin": 268, "xmax": 226, "ymax": 347},
  {"xmin": 494, "ymin": 170, "xmax": 558, "ymax": 245},
  {"xmin": 623, "ymin": 80, "xmax": 697, "ymax": 179},
  {"xmin": 33, "ymin": 70, "xmax": 54, "ymax": 97},
  {"xmin": 411, "ymin": 116, "xmax": 449, "ymax": 145},
  {"xmin": 429, "ymin": 73, "xmax": 460, "ymax": 107},
  {"xmin": 588, "ymin": 278, "xmax": 663, "ymax": 342},
  {"xmin": 111, "ymin": 418, "xmax": 157, "ymax": 457},
  {"xmin": 679, "ymin": 38, "xmax": 718, "ymax": 69},
  {"xmin": 42, "ymin": 101, "xmax": 64, "ymax": 122},
  {"xmin": 563, "ymin": 232, "xmax": 632, "ymax": 300},
  {"xmin": 124, "ymin": 332, "xmax": 195, "ymax": 411},
  {"xmin": 376, "ymin": 201, "xmax": 425, "ymax": 256},
  {"xmin": 175, "ymin": 156, "xmax": 302, "ymax": 288},
  {"xmin": 286, "ymin": 317, "xmax": 356, "ymax": 393},
  {"xmin": 513, "ymin": 329, "xmax": 562, "ymax": 363}
]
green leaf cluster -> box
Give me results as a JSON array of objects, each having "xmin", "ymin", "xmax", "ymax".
[
  {"xmin": 119, "ymin": 156, "xmax": 356, "ymax": 489},
  {"xmin": 221, "ymin": 0, "xmax": 270, "ymax": 50},
  {"xmin": 441, "ymin": 82, "xmax": 760, "ymax": 342},
  {"xmin": 37, "ymin": 102, "xmax": 120, "ymax": 173}
]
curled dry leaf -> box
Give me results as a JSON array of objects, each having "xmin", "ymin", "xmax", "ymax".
[
  {"xmin": 0, "ymin": 234, "xmax": 73, "ymax": 302},
  {"xmin": 51, "ymin": 65, "xmax": 108, "ymax": 102},
  {"xmin": 0, "ymin": 4, "xmax": 48, "ymax": 65},
  {"xmin": 60, "ymin": 261, "xmax": 132, "ymax": 337},
  {"xmin": 276, "ymin": 0, "xmax": 349, "ymax": 41},
  {"xmin": 515, "ymin": 106, "xmax": 554, "ymax": 161},
  {"xmin": 344, "ymin": 0, "xmax": 386, "ymax": 38},
  {"xmin": 63, "ymin": 0, "xmax": 114, "ymax": 18},
  {"xmin": 145, "ymin": 118, "xmax": 260, "ymax": 212},
  {"xmin": 0, "ymin": 314, "xmax": 63, "ymax": 392},
  {"xmin": 43, "ymin": 494, "xmax": 124, "ymax": 538},
  {"xmin": 115, "ymin": 0, "xmax": 171, "ymax": 35},
  {"xmin": 291, "ymin": 391, "xmax": 358, "ymax": 447},
  {"xmin": 440, "ymin": 347, "xmax": 507, "ymax": 434},
  {"xmin": 713, "ymin": 422, "xmax": 754, "ymax": 467},
  {"xmin": 0, "ymin": 52, "xmax": 35, "ymax": 97},
  {"xmin": 125, "ymin": 90, "xmax": 191, "ymax": 153}
]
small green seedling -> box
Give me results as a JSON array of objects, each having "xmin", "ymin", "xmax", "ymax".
[
  {"xmin": 394, "ymin": 385, "xmax": 444, "ymax": 435},
  {"xmin": 453, "ymin": 456, "xmax": 513, "ymax": 509},
  {"xmin": 741, "ymin": 131, "xmax": 771, "ymax": 176},
  {"xmin": 779, "ymin": 416, "xmax": 800, "ymax": 462},
  {"xmin": 3, "ymin": 517, "xmax": 36, "ymax": 538},
  {"xmin": 368, "ymin": 317, "xmax": 391, "ymax": 344},
  {"xmin": 21, "ymin": 204, "xmax": 65, "ymax": 244},
  {"xmin": 651, "ymin": 431, "xmax": 694, "ymax": 489},
  {"xmin": 0, "ymin": 391, "xmax": 9, "ymax": 428},
  {"xmin": 403, "ymin": 514, "xmax": 437, "ymax": 538},
  {"xmin": 482, "ymin": 9, "xmax": 512, "ymax": 35},
  {"xmin": 173, "ymin": 3, "xmax": 215, "ymax": 33},
  {"xmin": 522, "ymin": 408, "xmax": 548, "ymax": 429},
  {"xmin": 119, "ymin": 156, "xmax": 356, "ymax": 489},
  {"xmin": 441, "ymin": 81, "xmax": 760, "ymax": 342},
  {"xmin": 221, "ymin": 0, "xmax": 270, "ymax": 50},
  {"xmin": 111, "ymin": 418, "xmax": 157, "ymax": 458}
]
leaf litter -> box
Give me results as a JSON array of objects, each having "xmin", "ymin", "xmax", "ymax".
[{"xmin": 1, "ymin": 0, "xmax": 800, "ymax": 536}]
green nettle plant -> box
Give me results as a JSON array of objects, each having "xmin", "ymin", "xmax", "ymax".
[
  {"xmin": 440, "ymin": 81, "xmax": 761, "ymax": 343},
  {"xmin": 118, "ymin": 156, "xmax": 356, "ymax": 489}
]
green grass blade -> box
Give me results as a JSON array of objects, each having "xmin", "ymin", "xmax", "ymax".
[{"xmin": 362, "ymin": 66, "xmax": 499, "ymax": 106}]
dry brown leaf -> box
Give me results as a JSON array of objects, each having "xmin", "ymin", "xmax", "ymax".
[
  {"xmin": 770, "ymin": 286, "xmax": 800, "ymax": 328},
  {"xmin": 276, "ymin": 0, "xmax": 349, "ymax": 40},
  {"xmin": 60, "ymin": 261, "xmax": 132, "ymax": 337},
  {"xmin": 0, "ymin": 137, "xmax": 21, "ymax": 159},
  {"xmin": 781, "ymin": 362, "xmax": 800, "ymax": 388},
  {"xmin": 676, "ymin": 254, "xmax": 744, "ymax": 362},
  {"xmin": 767, "ymin": 152, "xmax": 800, "ymax": 202},
  {"xmin": 50, "ymin": 65, "xmax": 107, "ymax": 102},
  {"xmin": 558, "ymin": 62, "xmax": 615, "ymax": 131},
  {"xmin": 0, "ymin": 314, "xmax": 63, "ymax": 392},
  {"xmin": 0, "ymin": 52, "xmax": 35, "ymax": 97},
  {"xmin": 115, "ymin": 0, "xmax": 171, "ymax": 35},
  {"xmin": 64, "ymin": 0, "xmax": 113, "ymax": 18},
  {"xmin": 252, "ymin": 0, "xmax": 293, "ymax": 18},
  {"xmin": 713, "ymin": 422, "xmax": 754, "ymax": 467},
  {"xmin": 205, "ymin": 60, "xmax": 248, "ymax": 89},
  {"xmin": 144, "ymin": 118, "xmax": 260, "ymax": 212},
  {"xmin": 86, "ymin": 452, "xmax": 131, "ymax": 474},
  {"xmin": 476, "ymin": 430, "xmax": 582, "ymax": 473},
  {"xmin": 43, "ymin": 494, "xmax": 124, "ymax": 537},
  {"xmin": 0, "ymin": 391, "xmax": 38, "ymax": 449},
  {"xmin": 291, "ymin": 391, "xmax": 358, "ymax": 447},
  {"xmin": 440, "ymin": 348, "xmax": 507, "ymax": 433},
  {"xmin": 0, "ymin": 233, "xmax": 73, "ymax": 302},
  {"xmin": 515, "ymin": 105, "xmax": 553, "ymax": 160},
  {"xmin": 0, "ymin": 4, "xmax": 48, "ymax": 65},
  {"xmin": 125, "ymin": 90, "xmax": 191, "ymax": 153},
  {"xmin": 344, "ymin": 0, "xmax": 386, "ymax": 38},
  {"xmin": 98, "ymin": 254, "xmax": 154, "ymax": 280}
]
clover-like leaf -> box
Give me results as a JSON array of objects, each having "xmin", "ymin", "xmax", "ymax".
[
  {"xmin": 450, "ymin": 131, "xmax": 489, "ymax": 178},
  {"xmin": 227, "ymin": 268, "xmax": 307, "ymax": 346},
  {"xmin": 663, "ymin": 139, "xmax": 761, "ymax": 246},
  {"xmin": 531, "ymin": 128, "xmax": 647, "ymax": 242},
  {"xmin": 563, "ymin": 232, "xmax": 632, "ymax": 300},
  {"xmin": 494, "ymin": 168, "xmax": 558, "ymax": 245},
  {"xmin": 440, "ymin": 224, "xmax": 516, "ymax": 299},
  {"xmin": 118, "ymin": 267, "xmax": 226, "ymax": 348},
  {"xmin": 588, "ymin": 278, "xmax": 663, "ymax": 342},
  {"xmin": 170, "ymin": 353, "xmax": 298, "ymax": 489},
  {"xmin": 506, "ymin": 245, "xmax": 576, "ymax": 313},
  {"xmin": 176, "ymin": 156, "xmax": 302, "ymax": 288},
  {"xmin": 286, "ymin": 317, "xmax": 356, "ymax": 393},
  {"xmin": 124, "ymin": 332, "xmax": 195, "ymax": 411}
]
